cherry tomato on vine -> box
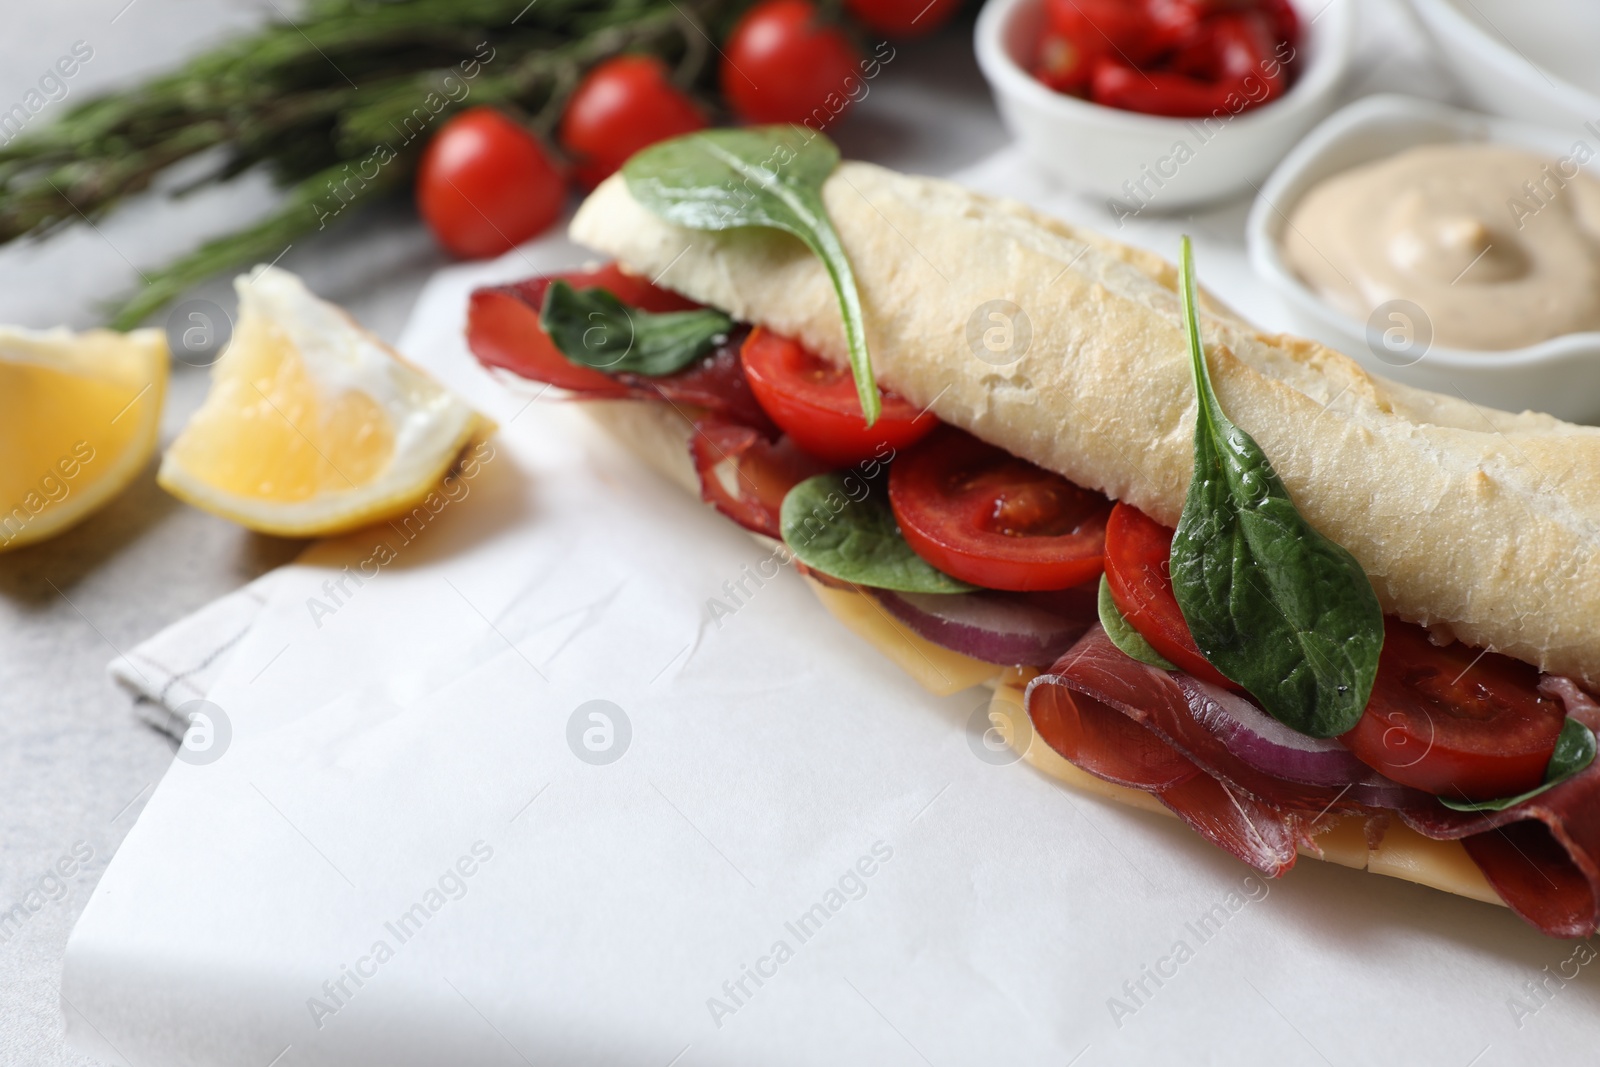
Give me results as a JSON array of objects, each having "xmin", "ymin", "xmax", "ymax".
[
  {"xmin": 416, "ymin": 107, "xmax": 565, "ymax": 259},
  {"xmin": 722, "ymin": 0, "xmax": 863, "ymax": 126},
  {"xmin": 738, "ymin": 327, "xmax": 933, "ymax": 467},
  {"xmin": 889, "ymin": 427, "xmax": 1113, "ymax": 592},
  {"xmin": 844, "ymin": 0, "xmax": 961, "ymax": 36},
  {"xmin": 558, "ymin": 55, "xmax": 708, "ymax": 188}
]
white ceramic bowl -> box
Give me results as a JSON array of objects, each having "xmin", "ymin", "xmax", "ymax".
[
  {"xmin": 1246, "ymin": 93, "xmax": 1600, "ymax": 423},
  {"xmin": 1406, "ymin": 0, "xmax": 1600, "ymax": 129},
  {"xmin": 974, "ymin": 0, "xmax": 1353, "ymax": 209}
]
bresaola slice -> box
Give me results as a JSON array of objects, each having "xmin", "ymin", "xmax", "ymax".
[
  {"xmin": 1402, "ymin": 678, "xmax": 1600, "ymax": 938},
  {"xmin": 467, "ymin": 269, "xmax": 775, "ymax": 431},
  {"xmin": 1171, "ymin": 675, "xmax": 1416, "ymax": 808},
  {"xmin": 1032, "ymin": 628, "xmax": 1381, "ymax": 815},
  {"xmin": 1028, "ymin": 626, "xmax": 1600, "ymax": 937},
  {"xmin": 688, "ymin": 416, "xmax": 828, "ymax": 539},
  {"xmin": 1028, "ymin": 661, "xmax": 1313, "ymax": 876}
]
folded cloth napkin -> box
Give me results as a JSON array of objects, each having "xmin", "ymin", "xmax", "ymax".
[{"xmin": 109, "ymin": 572, "xmax": 283, "ymax": 741}]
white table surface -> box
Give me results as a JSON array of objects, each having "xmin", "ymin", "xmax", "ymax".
[{"xmin": 0, "ymin": 4, "xmax": 1008, "ymax": 1064}]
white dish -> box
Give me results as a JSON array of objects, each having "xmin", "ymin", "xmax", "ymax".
[
  {"xmin": 973, "ymin": 0, "xmax": 1353, "ymax": 209},
  {"xmin": 1246, "ymin": 93, "xmax": 1600, "ymax": 423},
  {"xmin": 1406, "ymin": 0, "xmax": 1600, "ymax": 129}
]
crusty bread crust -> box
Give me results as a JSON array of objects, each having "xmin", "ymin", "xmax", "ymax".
[{"xmin": 572, "ymin": 163, "xmax": 1600, "ymax": 684}]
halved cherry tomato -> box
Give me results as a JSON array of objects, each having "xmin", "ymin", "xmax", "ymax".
[
  {"xmin": 738, "ymin": 328, "xmax": 934, "ymax": 466},
  {"xmin": 1341, "ymin": 620, "xmax": 1568, "ymax": 802},
  {"xmin": 888, "ymin": 427, "xmax": 1112, "ymax": 591},
  {"xmin": 1102, "ymin": 502, "xmax": 1236, "ymax": 688},
  {"xmin": 558, "ymin": 55, "xmax": 707, "ymax": 189},
  {"xmin": 466, "ymin": 263, "xmax": 698, "ymax": 392}
]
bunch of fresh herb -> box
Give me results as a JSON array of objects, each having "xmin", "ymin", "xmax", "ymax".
[{"xmin": 0, "ymin": 0, "xmax": 745, "ymax": 328}]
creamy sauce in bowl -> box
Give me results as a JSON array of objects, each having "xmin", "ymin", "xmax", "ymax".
[{"xmin": 1283, "ymin": 143, "xmax": 1600, "ymax": 351}]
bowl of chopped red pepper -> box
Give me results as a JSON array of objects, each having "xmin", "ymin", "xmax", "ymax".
[{"xmin": 975, "ymin": 0, "xmax": 1353, "ymax": 210}]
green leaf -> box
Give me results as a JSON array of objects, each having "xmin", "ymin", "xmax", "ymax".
[
  {"xmin": 1438, "ymin": 719, "xmax": 1599, "ymax": 812},
  {"xmin": 538, "ymin": 280, "xmax": 732, "ymax": 377},
  {"xmin": 622, "ymin": 126, "xmax": 880, "ymax": 424},
  {"xmin": 780, "ymin": 472, "xmax": 977, "ymax": 594},
  {"xmin": 1098, "ymin": 575, "xmax": 1176, "ymax": 670},
  {"xmin": 1168, "ymin": 236, "xmax": 1385, "ymax": 738}
]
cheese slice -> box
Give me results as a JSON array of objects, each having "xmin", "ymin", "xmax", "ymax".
[
  {"xmin": 987, "ymin": 672, "xmax": 1504, "ymax": 906},
  {"xmin": 806, "ymin": 581, "xmax": 1003, "ymax": 696}
]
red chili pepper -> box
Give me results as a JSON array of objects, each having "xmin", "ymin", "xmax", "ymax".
[
  {"xmin": 1035, "ymin": 0, "xmax": 1138, "ymax": 93},
  {"xmin": 1091, "ymin": 9, "xmax": 1286, "ymax": 118},
  {"xmin": 1033, "ymin": 0, "xmax": 1298, "ymax": 118}
]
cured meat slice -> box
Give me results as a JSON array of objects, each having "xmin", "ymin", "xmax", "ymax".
[
  {"xmin": 1028, "ymin": 627, "xmax": 1600, "ymax": 937},
  {"xmin": 1029, "ymin": 666, "xmax": 1310, "ymax": 877},
  {"xmin": 688, "ymin": 417, "xmax": 827, "ymax": 539},
  {"xmin": 467, "ymin": 267, "xmax": 774, "ymax": 431}
]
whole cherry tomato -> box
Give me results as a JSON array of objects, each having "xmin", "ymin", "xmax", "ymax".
[
  {"xmin": 416, "ymin": 107, "xmax": 565, "ymax": 259},
  {"xmin": 722, "ymin": 0, "xmax": 864, "ymax": 126},
  {"xmin": 558, "ymin": 55, "xmax": 708, "ymax": 188},
  {"xmin": 844, "ymin": 0, "xmax": 962, "ymax": 37}
]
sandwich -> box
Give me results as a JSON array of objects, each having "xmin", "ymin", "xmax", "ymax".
[{"xmin": 464, "ymin": 126, "xmax": 1600, "ymax": 939}]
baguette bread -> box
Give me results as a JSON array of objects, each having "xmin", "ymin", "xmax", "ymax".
[{"xmin": 571, "ymin": 163, "xmax": 1600, "ymax": 685}]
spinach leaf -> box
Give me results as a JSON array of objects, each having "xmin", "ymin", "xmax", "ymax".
[
  {"xmin": 622, "ymin": 126, "xmax": 880, "ymax": 424},
  {"xmin": 539, "ymin": 280, "xmax": 732, "ymax": 377},
  {"xmin": 1168, "ymin": 237, "xmax": 1384, "ymax": 738},
  {"xmin": 1098, "ymin": 575, "xmax": 1176, "ymax": 670},
  {"xmin": 780, "ymin": 472, "xmax": 976, "ymax": 594},
  {"xmin": 1439, "ymin": 718, "xmax": 1598, "ymax": 812}
]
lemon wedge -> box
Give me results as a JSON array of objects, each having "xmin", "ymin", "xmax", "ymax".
[
  {"xmin": 1, "ymin": 326, "xmax": 167, "ymax": 552},
  {"xmin": 159, "ymin": 266, "xmax": 490, "ymax": 537}
]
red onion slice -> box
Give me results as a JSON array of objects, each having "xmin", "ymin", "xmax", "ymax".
[
  {"xmin": 873, "ymin": 589, "xmax": 1092, "ymax": 667},
  {"xmin": 1172, "ymin": 675, "xmax": 1414, "ymax": 808}
]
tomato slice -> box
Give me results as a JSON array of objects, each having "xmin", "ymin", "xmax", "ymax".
[
  {"xmin": 1341, "ymin": 619, "xmax": 1568, "ymax": 801},
  {"xmin": 467, "ymin": 263, "xmax": 699, "ymax": 392},
  {"xmin": 739, "ymin": 328, "xmax": 935, "ymax": 467},
  {"xmin": 1102, "ymin": 502, "xmax": 1236, "ymax": 689},
  {"xmin": 887, "ymin": 427, "xmax": 1112, "ymax": 591}
]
